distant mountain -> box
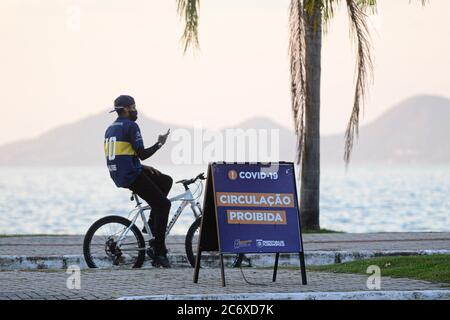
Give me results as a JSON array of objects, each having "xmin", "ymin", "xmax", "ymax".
[
  {"xmin": 0, "ymin": 95, "xmax": 449, "ymax": 166},
  {"xmin": 322, "ymin": 95, "xmax": 450, "ymax": 164},
  {"xmin": 0, "ymin": 111, "xmax": 181, "ymax": 166},
  {"xmin": 0, "ymin": 111, "xmax": 296, "ymax": 166}
]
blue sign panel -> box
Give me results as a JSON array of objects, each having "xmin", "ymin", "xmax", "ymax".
[{"xmin": 212, "ymin": 162, "xmax": 303, "ymax": 254}]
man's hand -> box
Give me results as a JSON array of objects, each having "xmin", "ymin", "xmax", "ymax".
[
  {"xmin": 158, "ymin": 129, "xmax": 170, "ymax": 145},
  {"xmin": 143, "ymin": 165, "xmax": 161, "ymax": 175}
]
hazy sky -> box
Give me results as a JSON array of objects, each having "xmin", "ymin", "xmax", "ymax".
[{"xmin": 0, "ymin": 0, "xmax": 449, "ymax": 145}]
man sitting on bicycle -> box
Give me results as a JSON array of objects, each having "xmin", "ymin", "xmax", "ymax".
[{"xmin": 105, "ymin": 95, "xmax": 173, "ymax": 268}]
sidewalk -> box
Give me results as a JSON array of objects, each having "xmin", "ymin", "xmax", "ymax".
[
  {"xmin": 1, "ymin": 232, "xmax": 449, "ymax": 256},
  {"xmin": 0, "ymin": 232, "xmax": 449, "ymax": 300},
  {"xmin": 0, "ymin": 268, "xmax": 448, "ymax": 300},
  {"xmin": 1, "ymin": 232, "xmax": 449, "ymax": 270}
]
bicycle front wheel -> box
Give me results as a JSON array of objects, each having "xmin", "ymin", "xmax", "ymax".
[
  {"xmin": 185, "ymin": 216, "xmax": 201, "ymax": 268},
  {"xmin": 83, "ymin": 215, "xmax": 146, "ymax": 269},
  {"xmin": 185, "ymin": 216, "xmax": 246, "ymax": 268}
]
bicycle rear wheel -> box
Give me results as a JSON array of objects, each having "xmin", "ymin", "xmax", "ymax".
[{"xmin": 83, "ymin": 215, "xmax": 146, "ymax": 269}]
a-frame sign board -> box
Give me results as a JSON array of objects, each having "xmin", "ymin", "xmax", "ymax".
[{"xmin": 193, "ymin": 162, "xmax": 307, "ymax": 287}]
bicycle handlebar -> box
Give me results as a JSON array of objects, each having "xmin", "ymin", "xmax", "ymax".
[{"xmin": 176, "ymin": 172, "xmax": 206, "ymax": 189}]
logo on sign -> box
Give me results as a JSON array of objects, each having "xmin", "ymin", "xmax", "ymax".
[
  {"xmin": 256, "ymin": 239, "xmax": 264, "ymax": 248},
  {"xmin": 256, "ymin": 239, "xmax": 286, "ymax": 248},
  {"xmin": 234, "ymin": 239, "xmax": 252, "ymax": 249},
  {"xmin": 228, "ymin": 170, "xmax": 238, "ymax": 180}
]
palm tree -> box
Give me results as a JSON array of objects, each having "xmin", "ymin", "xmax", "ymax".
[
  {"xmin": 175, "ymin": 0, "xmax": 427, "ymax": 230},
  {"xmin": 289, "ymin": 0, "xmax": 426, "ymax": 230},
  {"xmin": 289, "ymin": 0, "xmax": 376, "ymax": 230}
]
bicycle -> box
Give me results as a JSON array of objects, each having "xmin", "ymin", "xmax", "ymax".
[{"xmin": 83, "ymin": 172, "xmax": 208, "ymax": 269}]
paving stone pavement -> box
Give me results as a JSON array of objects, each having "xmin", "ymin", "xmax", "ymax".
[
  {"xmin": 1, "ymin": 232, "xmax": 449, "ymax": 256},
  {"xmin": 0, "ymin": 268, "xmax": 448, "ymax": 300}
]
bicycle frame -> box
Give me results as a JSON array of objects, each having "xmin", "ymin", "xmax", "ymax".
[{"xmin": 116, "ymin": 184, "xmax": 203, "ymax": 247}]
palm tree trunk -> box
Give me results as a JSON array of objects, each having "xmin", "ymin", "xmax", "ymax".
[{"xmin": 300, "ymin": 6, "xmax": 322, "ymax": 231}]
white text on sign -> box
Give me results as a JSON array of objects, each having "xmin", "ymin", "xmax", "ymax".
[
  {"xmin": 227, "ymin": 210, "xmax": 287, "ymax": 225},
  {"xmin": 216, "ymin": 192, "xmax": 295, "ymax": 208}
]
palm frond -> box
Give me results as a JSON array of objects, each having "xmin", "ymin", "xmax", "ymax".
[
  {"xmin": 344, "ymin": 0, "xmax": 373, "ymax": 163},
  {"xmin": 176, "ymin": 0, "xmax": 200, "ymax": 53}
]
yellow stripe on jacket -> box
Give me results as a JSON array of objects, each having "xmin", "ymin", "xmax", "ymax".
[{"xmin": 104, "ymin": 141, "xmax": 137, "ymax": 157}]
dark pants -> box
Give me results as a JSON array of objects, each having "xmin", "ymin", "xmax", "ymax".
[{"xmin": 128, "ymin": 168, "xmax": 173, "ymax": 255}]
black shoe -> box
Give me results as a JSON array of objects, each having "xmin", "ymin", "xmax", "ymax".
[
  {"xmin": 146, "ymin": 239, "xmax": 169, "ymax": 262},
  {"xmin": 153, "ymin": 254, "xmax": 171, "ymax": 268}
]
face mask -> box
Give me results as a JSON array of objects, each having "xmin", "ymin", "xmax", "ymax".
[{"xmin": 129, "ymin": 110, "xmax": 138, "ymax": 122}]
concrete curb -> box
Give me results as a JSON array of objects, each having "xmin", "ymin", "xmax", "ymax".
[
  {"xmin": 0, "ymin": 255, "xmax": 88, "ymax": 270},
  {"xmin": 1, "ymin": 250, "xmax": 449, "ymax": 270},
  {"xmin": 117, "ymin": 290, "xmax": 450, "ymax": 300}
]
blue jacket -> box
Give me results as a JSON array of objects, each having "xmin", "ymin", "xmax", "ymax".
[{"xmin": 104, "ymin": 117, "xmax": 144, "ymax": 188}]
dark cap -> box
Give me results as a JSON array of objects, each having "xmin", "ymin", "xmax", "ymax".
[{"xmin": 109, "ymin": 95, "xmax": 135, "ymax": 113}]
